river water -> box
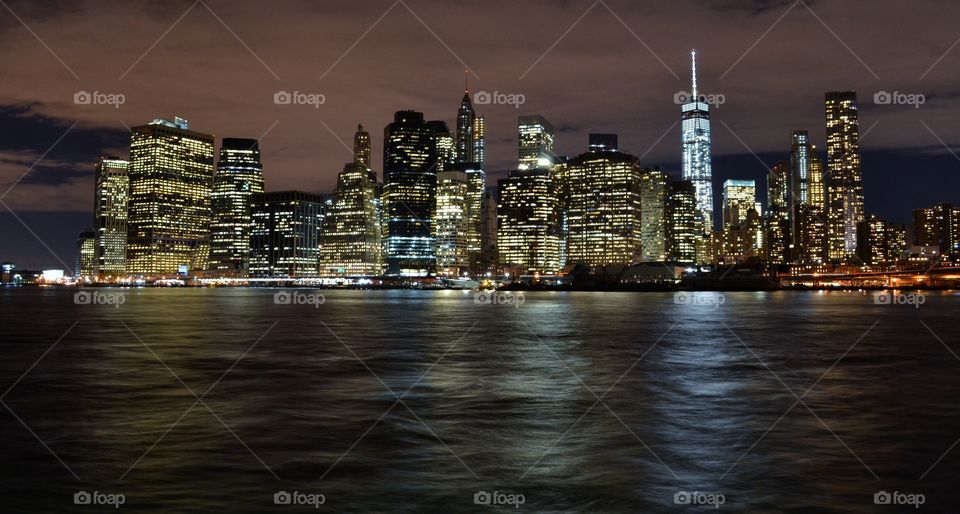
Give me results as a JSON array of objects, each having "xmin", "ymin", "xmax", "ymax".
[{"xmin": 0, "ymin": 288, "xmax": 957, "ymax": 512}]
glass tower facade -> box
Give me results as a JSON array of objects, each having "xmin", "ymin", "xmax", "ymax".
[
  {"xmin": 681, "ymin": 50, "xmax": 714, "ymax": 233},
  {"xmin": 209, "ymin": 138, "xmax": 264, "ymax": 276},
  {"xmin": 249, "ymin": 191, "xmax": 324, "ymax": 277},
  {"xmin": 93, "ymin": 156, "xmax": 129, "ymax": 277},
  {"xmin": 497, "ymin": 169, "xmax": 564, "ymax": 274},
  {"xmin": 382, "ymin": 111, "xmax": 440, "ymax": 276},
  {"xmin": 640, "ymin": 169, "xmax": 670, "ymax": 262},
  {"xmin": 127, "ymin": 117, "xmax": 215, "ymax": 275}
]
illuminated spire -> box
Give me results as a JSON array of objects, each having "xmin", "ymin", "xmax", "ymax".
[
  {"xmin": 691, "ymin": 49, "xmax": 698, "ymax": 98},
  {"xmin": 464, "ymin": 69, "xmax": 469, "ymax": 94}
]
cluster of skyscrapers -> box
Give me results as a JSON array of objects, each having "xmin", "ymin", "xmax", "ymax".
[{"xmin": 73, "ymin": 53, "xmax": 959, "ymax": 281}]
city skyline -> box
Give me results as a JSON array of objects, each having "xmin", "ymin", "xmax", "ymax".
[{"xmin": 2, "ymin": 0, "xmax": 960, "ymax": 269}]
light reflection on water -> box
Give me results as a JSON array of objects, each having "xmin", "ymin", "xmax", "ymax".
[{"xmin": 0, "ymin": 288, "xmax": 958, "ymax": 512}]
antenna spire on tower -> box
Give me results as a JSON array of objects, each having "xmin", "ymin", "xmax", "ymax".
[
  {"xmin": 464, "ymin": 69, "xmax": 469, "ymax": 94},
  {"xmin": 691, "ymin": 49, "xmax": 698, "ymax": 98}
]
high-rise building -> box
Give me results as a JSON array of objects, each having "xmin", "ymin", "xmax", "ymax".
[
  {"xmin": 722, "ymin": 179, "xmax": 757, "ymax": 227},
  {"xmin": 480, "ymin": 186, "xmax": 498, "ymax": 274},
  {"xmin": 497, "ymin": 168, "xmax": 563, "ymax": 274},
  {"xmin": 809, "ymin": 146, "xmax": 826, "ymax": 211},
  {"xmin": 455, "ymin": 87, "xmax": 484, "ymax": 168},
  {"xmin": 249, "ymin": 191, "xmax": 324, "ymax": 277},
  {"xmin": 353, "ymin": 124, "xmax": 371, "ymax": 168},
  {"xmin": 766, "ymin": 162, "xmax": 791, "ymax": 264},
  {"xmin": 75, "ymin": 229, "xmax": 96, "ymax": 277},
  {"xmin": 319, "ymin": 162, "xmax": 382, "ymax": 276},
  {"xmin": 209, "ymin": 138, "xmax": 265, "ymax": 276},
  {"xmin": 681, "ymin": 50, "xmax": 714, "ymax": 233},
  {"xmin": 127, "ymin": 117, "xmax": 215, "ymax": 275},
  {"xmin": 825, "ymin": 91, "xmax": 865, "ymax": 261},
  {"xmin": 518, "ymin": 115, "xmax": 556, "ymax": 170},
  {"xmin": 913, "ymin": 203, "xmax": 960, "ymax": 255},
  {"xmin": 92, "ymin": 156, "xmax": 129, "ymax": 277},
  {"xmin": 434, "ymin": 169, "xmax": 469, "ymax": 276},
  {"xmin": 790, "ymin": 130, "xmax": 812, "ymax": 208},
  {"xmin": 429, "ymin": 120, "xmax": 455, "ymax": 172},
  {"xmin": 640, "ymin": 169, "xmax": 670, "ymax": 262},
  {"xmin": 667, "ymin": 180, "xmax": 698, "ymax": 264},
  {"xmin": 856, "ymin": 215, "xmax": 906, "ymax": 268},
  {"xmin": 444, "ymin": 162, "xmax": 486, "ymax": 274},
  {"xmin": 382, "ymin": 111, "xmax": 441, "ymax": 276},
  {"xmin": 564, "ymin": 137, "xmax": 643, "ymax": 268},
  {"xmin": 794, "ymin": 205, "xmax": 828, "ymax": 265}
]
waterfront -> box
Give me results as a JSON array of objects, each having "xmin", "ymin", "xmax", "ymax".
[{"xmin": 1, "ymin": 288, "xmax": 958, "ymax": 512}]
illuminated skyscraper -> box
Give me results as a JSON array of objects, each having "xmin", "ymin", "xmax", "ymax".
[
  {"xmin": 127, "ymin": 117, "xmax": 215, "ymax": 275},
  {"xmin": 209, "ymin": 138, "xmax": 264, "ymax": 276},
  {"xmin": 681, "ymin": 50, "xmax": 714, "ymax": 233},
  {"xmin": 319, "ymin": 162, "xmax": 382, "ymax": 276},
  {"xmin": 92, "ymin": 156, "xmax": 129, "ymax": 276},
  {"xmin": 75, "ymin": 229, "xmax": 96, "ymax": 277},
  {"xmin": 722, "ymin": 179, "xmax": 757, "ymax": 227},
  {"xmin": 497, "ymin": 168, "xmax": 563, "ymax": 274},
  {"xmin": 434, "ymin": 169, "xmax": 469, "ymax": 276},
  {"xmin": 809, "ymin": 145, "xmax": 826, "ymax": 211},
  {"xmin": 383, "ymin": 111, "xmax": 440, "ymax": 276},
  {"xmin": 564, "ymin": 136, "xmax": 642, "ymax": 268},
  {"xmin": 429, "ymin": 120, "xmax": 455, "ymax": 171},
  {"xmin": 790, "ymin": 130, "xmax": 812, "ymax": 207},
  {"xmin": 249, "ymin": 191, "xmax": 324, "ymax": 277},
  {"xmin": 667, "ymin": 180, "xmax": 698, "ymax": 263},
  {"xmin": 766, "ymin": 162, "xmax": 791, "ymax": 264},
  {"xmin": 640, "ymin": 169, "xmax": 670, "ymax": 262},
  {"xmin": 825, "ymin": 91, "xmax": 864, "ymax": 261},
  {"xmin": 518, "ymin": 115, "xmax": 556, "ymax": 170},
  {"xmin": 455, "ymin": 85, "xmax": 485, "ymax": 168},
  {"xmin": 354, "ymin": 124, "xmax": 371, "ymax": 168}
]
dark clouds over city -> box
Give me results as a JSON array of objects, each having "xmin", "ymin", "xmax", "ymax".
[{"xmin": 1, "ymin": 0, "xmax": 958, "ymax": 269}]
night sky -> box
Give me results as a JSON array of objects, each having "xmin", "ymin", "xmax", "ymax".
[{"xmin": 1, "ymin": 0, "xmax": 958, "ymax": 270}]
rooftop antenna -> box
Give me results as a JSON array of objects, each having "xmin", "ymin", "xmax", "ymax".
[{"xmin": 691, "ymin": 49, "xmax": 698, "ymax": 98}]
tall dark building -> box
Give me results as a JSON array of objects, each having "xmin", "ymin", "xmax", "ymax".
[
  {"xmin": 766, "ymin": 161, "xmax": 792, "ymax": 264},
  {"xmin": 249, "ymin": 191, "xmax": 324, "ymax": 277},
  {"xmin": 353, "ymin": 124, "xmax": 371, "ymax": 168},
  {"xmin": 857, "ymin": 215, "xmax": 906, "ymax": 268},
  {"xmin": 825, "ymin": 91, "xmax": 864, "ymax": 261},
  {"xmin": 455, "ymin": 87, "xmax": 485, "ymax": 167},
  {"xmin": 209, "ymin": 138, "xmax": 265, "ymax": 276},
  {"xmin": 382, "ymin": 111, "xmax": 441, "ymax": 276}
]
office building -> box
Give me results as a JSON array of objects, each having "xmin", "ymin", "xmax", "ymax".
[
  {"xmin": 319, "ymin": 161, "xmax": 382, "ymax": 276},
  {"xmin": 75, "ymin": 229, "xmax": 96, "ymax": 277},
  {"xmin": 857, "ymin": 215, "xmax": 906, "ymax": 268},
  {"xmin": 209, "ymin": 138, "xmax": 265, "ymax": 276},
  {"xmin": 913, "ymin": 203, "xmax": 960, "ymax": 255},
  {"xmin": 382, "ymin": 111, "xmax": 441, "ymax": 276},
  {"xmin": 249, "ymin": 191, "xmax": 324, "ymax": 277},
  {"xmin": 434, "ymin": 169, "xmax": 469, "ymax": 276},
  {"xmin": 127, "ymin": 117, "xmax": 215, "ymax": 275},
  {"xmin": 767, "ymin": 162, "xmax": 791, "ymax": 264},
  {"xmin": 92, "ymin": 156, "xmax": 129, "ymax": 277},
  {"xmin": 354, "ymin": 123, "xmax": 371, "ymax": 168},
  {"xmin": 518, "ymin": 115, "xmax": 556, "ymax": 170},
  {"xmin": 640, "ymin": 169, "xmax": 670, "ymax": 262},
  {"xmin": 564, "ymin": 137, "xmax": 642, "ymax": 268},
  {"xmin": 722, "ymin": 179, "xmax": 757, "ymax": 227},
  {"xmin": 667, "ymin": 180, "xmax": 698, "ymax": 263},
  {"xmin": 497, "ymin": 168, "xmax": 563, "ymax": 274}
]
